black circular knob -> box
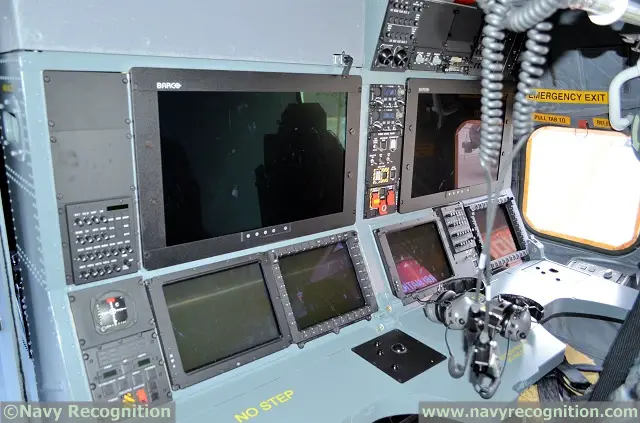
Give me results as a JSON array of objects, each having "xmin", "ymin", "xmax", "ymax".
[
  {"xmin": 87, "ymin": 253, "xmax": 96, "ymax": 261},
  {"xmin": 377, "ymin": 349, "xmax": 384, "ymax": 356},
  {"xmin": 80, "ymin": 271, "xmax": 89, "ymax": 280},
  {"xmin": 75, "ymin": 218, "xmax": 84, "ymax": 227},
  {"xmin": 119, "ymin": 247, "xmax": 127, "ymax": 254},
  {"xmin": 84, "ymin": 217, "xmax": 92, "ymax": 226},
  {"xmin": 90, "ymin": 269, "xmax": 98, "ymax": 277},
  {"xmin": 112, "ymin": 249, "xmax": 119, "ymax": 256},
  {"xmin": 105, "ymin": 250, "xmax": 112, "ymax": 257},
  {"xmin": 94, "ymin": 234, "xmax": 102, "ymax": 242},
  {"xmin": 100, "ymin": 215, "xmax": 108, "ymax": 223},
  {"xmin": 105, "ymin": 266, "xmax": 113, "ymax": 274},
  {"xmin": 86, "ymin": 236, "xmax": 94, "ymax": 244},
  {"xmin": 114, "ymin": 266, "xmax": 122, "ymax": 273},
  {"xmin": 391, "ymin": 364, "xmax": 399, "ymax": 371},
  {"xmin": 96, "ymin": 252, "xmax": 104, "ymax": 259},
  {"xmin": 78, "ymin": 254, "xmax": 87, "ymax": 262},
  {"xmin": 98, "ymin": 268, "xmax": 105, "ymax": 276},
  {"xmin": 126, "ymin": 246, "xmax": 133, "ymax": 253},
  {"xmin": 92, "ymin": 216, "xmax": 101, "ymax": 224},
  {"xmin": 77, "ymin": 237, "xmax": 86, "ymax": 245}
]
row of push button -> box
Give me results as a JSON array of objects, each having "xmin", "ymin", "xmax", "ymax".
[
  {"xmin": 75, "ymin": 216, "xmax": 108, "ymax": 226},
  {"xmin": 77, "ymin": 246, "xmax": 133, "ymax": 262}
]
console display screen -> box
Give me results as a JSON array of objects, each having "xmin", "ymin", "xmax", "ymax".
[
  {"xmin": 386, "ymin": 223, "xmax": 453, "ymax": 294},
  {"xmin": 158, "ymin": 91, "xmax": 348, "ymax": 246},
  {"xmin": 278, "ymin": 242, "xmax": 365, "ymax": 330},
  {"xmin": 163, "ymin": 263, "xmax": 281, "ymax": 373},
  {"xmin": 411, "ymin": 94, "xmax": 503, "ymax": 198},
  {"xmin": 474, "ymin": 204, "xmax": 520, "ymax": 260}
]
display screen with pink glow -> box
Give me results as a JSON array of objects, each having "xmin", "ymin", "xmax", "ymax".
[
  {"xmin": 474, "ymin": 204, "xmax": 520, "ymax": 261},
  {"xmin": 386, "ymin": 223, "xmax": 453, "ymax": 294}
]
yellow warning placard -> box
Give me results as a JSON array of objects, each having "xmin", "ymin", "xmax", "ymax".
[
  {"xmin": 593, "ymin": 117, "xmax": 612, "ymax": 129},
  {"xmin": 533, "ymin": 113, "xmax": 571, "ymax": 125},
  {"xmin": 528, "ymin": 89, "xmax": 608, "ymax": 104}
]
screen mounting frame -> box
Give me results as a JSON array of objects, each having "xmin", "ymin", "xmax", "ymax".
[
  {"xmin": 129, "ymin": 67, "xmax": 362, "ymax": 270},
  {"xmin": 268, "ymin": 231, "xmax": 377, "ymax": 346},
  {"xmin": 145, "ymin": 253, "xmax": 291, "ymax": 390},
  {"xmin": 399, "ymin": 78, "xmax": 515, "ymax": 213},
  {"xmin": 465, "ymin": 195, "xmax": 529, "ymax": 271},
  {"xmin": 375, "ymin": 209, "xmax": 460, "ymax": 305}
]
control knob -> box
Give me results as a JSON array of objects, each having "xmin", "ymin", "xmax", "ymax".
[
  {"xmin": 92, "ymin": 216, "xmax": 101, "ymax": 224},
  {"xmin": 84, "ymin": 217, "xmax": 92, "ymax": 226},
  {"xmin": 90, "ymin": 269, "xmax": 99, "ymax": 278},
  {"xmin": 75, "ymin": 218, "xmax": 84, "ymax": 227},
  {"xmin": 603, "ymin": 269, "xmax": 613, "ymax": 280},
  {"xmin": 80, "ymin": 271, "xmax": 90, "ymax": 280}
]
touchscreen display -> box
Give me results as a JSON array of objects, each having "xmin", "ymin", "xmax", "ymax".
[
  {"xmin": 278, "ymin": 242, "xmax": 365, "ymax": 330},
  {"xmin": 163, "ymin": 263, "xmax": 280, "ymax": 373},
  {"xmin": 474, "ymin": 204, "xmax": 520, "ymax": 260},
  {"xmin": 386, "ymin": 223, "xmax": 454, "ymax": 294}
]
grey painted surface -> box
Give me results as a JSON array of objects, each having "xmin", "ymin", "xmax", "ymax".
[{"xmin": 0, "ymin": 0, "xmax": 365, "ymax": 67}]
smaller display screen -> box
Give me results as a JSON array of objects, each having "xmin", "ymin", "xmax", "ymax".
[
  {"xmin": 384, "ymin": 88, "xmax": 397, "ymax": 96},
  {"xmin": 163, "ymin": 263, "xmax": 281, "ymax": 373},
  {"xmin": 382, "ymin": 111, "xmax": 396, "ymax": 120},
  {"xmin": 474, "ymin": 204, "xmax": 520, "ymax": 261},
  {"xmin": 386, "ymin": 223, "xmax": 454, "ymax": 294},
  {"xmin": 278, "ymin": 242, "xmax": 365, "ymax": 331}
]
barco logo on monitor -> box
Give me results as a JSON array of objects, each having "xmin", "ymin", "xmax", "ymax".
[{"xmin": 157, "ymin": 82, "xmax": 182, "ymax": 89}]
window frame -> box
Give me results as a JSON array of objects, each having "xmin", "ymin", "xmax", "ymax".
[{"xmin": 520, "ymin": 126, "xmax": 640, "ymax": 255}]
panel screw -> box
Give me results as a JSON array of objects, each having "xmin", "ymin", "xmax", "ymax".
[
  {"xmin": 90, "ymin": 384, "xmax": 96, "ymax": 390},
  {"xmin": 125, "ymin": 118, "xmax": 131, "ymax": 124},
  {"xmin": 377, "ymin": 324, "xmax": 384, "ymax": 332},
  {"xmin": 56, "ymin": 194, "xmax": 63, "ymax": 200},
  {"xmin": 79, "ymin": 339, "xmax": 85, "ymax": 346},
  {"xmin": 347, "ymin": 172, "xmax": 353, "ymax": 179},
  {"xmin": 83, "ymin": 353, "xmax": 89, "ymax": 360},
  {"xmin": 349, "ymin": 128, "xmax": 355, "ymax": 134},
  {"xmin": 50, "ymin": 136, "xmax": 56, "ymax": 143},
  {"xmin": 122, "ymin": 78, "xmax": 128, "ymax": 84},
  {"xmin": 159, "ymin": 360, "xmax": 164, "ymax": 366},
  {"xmin": 44, "ymin": 76, "xmax": 50, "ymax": 82},
  {"xmin": 126, "ymin": 133, "xmax": 132, "ymax": 139},
  {"xmin": 48, "ymin": 121, "xmax": 55, "ymax": 127},
  {"xmin": 130, "ymin": 185, "xmax": 135, "ymax": 191},
  {"xmin": 58, "ymin": 208, "xmax": 63, "ymax": 215},
  {"xmin": 386, "ymin": 305, "xmax": 393, "ymax": 313},
  {"xmin": 405, "ymin": 164, "xmax": 410, "ymax": 170},
  {"xmin": 69, "ymin": 296, "xmax": 75, "ymax": 302},
  {"xmin": 150, "ymin": 319, "xmax": 155, "ymax": 327},
  {"xmin": 168, "ymin": 391, "xmax": 175, "ymax": 397}
]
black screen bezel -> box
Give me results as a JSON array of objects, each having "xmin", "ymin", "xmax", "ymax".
[
  {"xmin": 466, "ymin": 195, "xmax": 529, "ymax": 270},
  {"xmin": 146, "ymin": 253, "xmax": 291, "ymax": 389},
  {"xmin": 399, "ymin": 78, "xmax": 515, "ymax": 213},
  {"xmin": 130, "ymin": 67, "xmax": 361, "ymax": 270},
  {"xmin": 269, "ymin": 231, "xmax": 378, "ymax": 345},
  {"xmin": 375, "ymin": 212, "xmax": 458, "ymax": 305}
]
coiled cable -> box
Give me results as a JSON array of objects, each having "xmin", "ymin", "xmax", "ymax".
[
  {"xmin": 504, "ymin": 0, "xmax": 570, "ymax": 32},
  {"xmin": 513, "ymin": 22, "xmax": 553, "ymax": 140}
]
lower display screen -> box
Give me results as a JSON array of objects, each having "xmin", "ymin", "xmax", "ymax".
[
  {"xmin": 278, "ymin": 242, "xmax": 365, "ymax": 330},
  {"xmin": 474, "ymin": 204, "xmax": 520, "ymax": 260},
  {"xmin": 163, "ymin": 263, "xmax": 281, "ymax": 373},
  {"xmin": 386, "ymin": 223, "xmax": 454, "ymax": 294}
]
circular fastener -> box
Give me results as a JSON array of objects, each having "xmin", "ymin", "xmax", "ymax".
[
  {"xmin": 125, "ymin": 118, "xmax": 131, "ymax": 124},
  {"xmin": 386, "ymin": 305, "xmax": 393, "ymax": 313},
  {"xmin": 44, "ymin": 76, "xmax": 50, "ymax": 82},
  {"xmin": 69, "ymin": 295, "xmax": 75, "ymax": 302},
  {"xmin": 83, "ymin": 353, "xmax": 89, "ymax": 360},
  {"xmin": 90, "ymin": 384, "xmax": 96, "ymax": 390},
  {"xmin": 79, "ymin": 339, "xmax": 85, "ymax": 346}
]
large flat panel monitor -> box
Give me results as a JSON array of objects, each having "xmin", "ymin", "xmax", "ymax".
[
  {"xmin": 376, "ymin": 214, "xmax": 457, "ymax": 304},
  {"xmin": 130, "ymin": 68, "xmax": 361, "ymax": 269},
  {"xmin": 399, "ymin": 79, "xmax": 514, "ymax": 213},
  {"xmin": 271, "ymin": 232, "xmax": 377, "ymax": 345},
  {"xmin": 466, "ymin": 196, "xmax": 528, "ymax": 272},
  {"xmin": 147, "ymin": 254, "xmax": 290, "ymax": 389}
]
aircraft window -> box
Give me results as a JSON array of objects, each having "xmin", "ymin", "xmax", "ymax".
[{"xmin": 523, "ymin": 126, "xmax": 640, "ymax": 252}]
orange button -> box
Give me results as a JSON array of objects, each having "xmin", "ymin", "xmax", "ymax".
[
  {"xmin": 135, "ymin": 388, "xmax": 149, "ymax": 404},
  {"xmin": 386, "ymin": 190, "xmax": 395, "ymax": 206},
  {"xmin": 370, "ymin": 192, "xmax": 380, "ymax": 209}
]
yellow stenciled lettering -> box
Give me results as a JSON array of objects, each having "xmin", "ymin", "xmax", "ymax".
[
  {"xmin": 528, "ymin": 89, "xmax": 607, "ymax": 104},
  {"xmin": 234, "ymin": 390, "xmax": 294, "ymax": 420}
]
